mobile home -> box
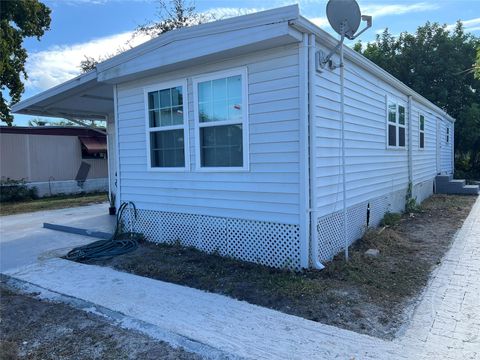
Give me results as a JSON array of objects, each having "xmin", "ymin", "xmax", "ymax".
[
  {"xmin": 0, "ymin": 126, "xmax": 108, "ymax": 196},
  {"xmin": 13, "ymin": 6, "xmax": 474, "ymax": 269}
]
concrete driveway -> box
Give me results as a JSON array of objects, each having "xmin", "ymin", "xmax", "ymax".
[{"xmin": 0, "ymin": 203, "xmax": 114, "ymax": 271}]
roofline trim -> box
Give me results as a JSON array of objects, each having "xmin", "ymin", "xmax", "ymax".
[
  {"xmin": 12, "ymin": 71, "xmax": 97, "ymax": 114},
  {"xmin": 96, "ymin": 5, "xmax": 300, "ymax": 73}
]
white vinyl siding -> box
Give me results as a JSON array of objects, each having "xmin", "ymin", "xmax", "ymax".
[
  {"xmin": 313, "ymin": 41, "xmax": 410, "ymax": 216},
  {"xmin": 411, "ymin": 103, "xmax": 438, "ymax": 184},
  {"xmin": 440, "ymin": 120, "xmax": 454, "ymax": 174},
  {"xmin": 116, "ymin": 44, "xmax": 301, "ymax": 224}
]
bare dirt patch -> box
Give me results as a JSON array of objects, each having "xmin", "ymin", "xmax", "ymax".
[
  {"xmin": 80, "ymin": 195, "xmax": 476, "ymax": 339},
  {"xmin": 0, "ymin": 284, "xmax": 201, "ymax": 360}
]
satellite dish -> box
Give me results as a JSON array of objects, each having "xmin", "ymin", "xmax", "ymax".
[{"xmin": 326, "ymin": 0, "xmax": 361, "ymax": 40}]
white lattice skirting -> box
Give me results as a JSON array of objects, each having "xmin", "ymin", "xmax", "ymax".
[
  {"xmin": 314, "ymin": 188, "xmax": 407, "ymax": 263},
  {"xmin": 123, "ymin": 209, "xmax": 302, "ymax": 270},
  {"xmin": 122, "ymin": 183, "xmax": 433, "ymax": 270}
]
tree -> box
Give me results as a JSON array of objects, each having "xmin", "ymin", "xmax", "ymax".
[
  {"xmin": 28, "ymin": 118, "xmax": 49, "ymax": 126},
  {"xmin": 354, "ymin": 22, "xmax": 480, "ymax": 178},
  {"xmin": 0, "ymin": 0, "xmax": 51, "ymax": 125},
  {"xmin": 80, "ymin": 0, "xmax": 209, "ymax": 73},
  {"xmin": 28, "ymin": 117, "xmax": 103, "ymax": 127},
  {"xmin": 475, "ymin": 47, "xmax": 480, "ymax": 79}
]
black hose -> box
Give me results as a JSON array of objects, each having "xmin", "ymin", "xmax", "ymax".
[{"xmin": 65, "ymin": 202, "xmax": 143, "ymax": 261}]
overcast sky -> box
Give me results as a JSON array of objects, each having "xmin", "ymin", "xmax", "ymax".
[{"xmin": 11, "ymin": 0, "xmax": 480, "ymax": 125}]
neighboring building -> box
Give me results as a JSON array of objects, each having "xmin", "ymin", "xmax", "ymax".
[
  {"xmin": 0, "ymin": 126, "xmax": 108, "ymax": 196},
  {"xmin": 12, "ymin": 6, "xmax": 471, "ymax": 269}
]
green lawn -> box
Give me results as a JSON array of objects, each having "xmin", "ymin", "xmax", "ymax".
[{"xmin": 0, "ymin": 192, "xmax": 107, "ymax": 216}]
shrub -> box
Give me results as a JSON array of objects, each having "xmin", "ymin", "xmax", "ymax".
[
  {"xmin": 0, "ymin": 178, "xmax": 38, "ymax": 203},
  {"xmin": 380, "ymin": 212, "xmax": 402, "ymax": 227}
]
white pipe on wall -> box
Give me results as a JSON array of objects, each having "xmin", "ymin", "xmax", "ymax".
[
  {"xmin": 408, "ymin": 96, "xmax": 413, "ymax": 184},
  {"xmin": 298, "ymin": 32, "xmax": 310, "ymax": 269},
  {"xmin": 308, "ymin": 33, "xmax": 325, "ymax": 270},
  {"xmin": 339, "ymin": 32, "xmax": 348, "ymax": 262}
]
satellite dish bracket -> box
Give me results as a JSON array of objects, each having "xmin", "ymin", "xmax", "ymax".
[{"xmin": 316, "ymin": 15, "xmax": 372, "ymax": 72}]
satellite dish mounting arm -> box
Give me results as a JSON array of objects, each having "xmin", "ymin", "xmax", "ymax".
[{"xmin": 317, "ymin": 15, "xmax": 372, "ymax": 70}]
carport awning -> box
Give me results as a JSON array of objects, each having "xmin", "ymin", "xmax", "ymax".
[
  {"xmin": 12, "ymin": 71, "xmax": 114, "ymax": 120},
  {"xmin": 79, "ymin": 136, "xmax": 107, "ymax": 154}
]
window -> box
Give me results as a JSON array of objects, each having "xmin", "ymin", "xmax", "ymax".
[
  {"xmin": 193, "ymin": 69, "xmax": 248, "ymax": 170},
  {"xmin": 419, "ymin": 114, "xmax": 425, "ymax": 149},
  {"xmin": 387, "ymin": 100, "xmax": 406, "ymax": 148},
  {"xmin": 145, "ymin": 81, "xmax": 188, "ymax": 170},
  {"xmin": 446, "ymin": 126, "xmax": 450, "ymax": 144}
]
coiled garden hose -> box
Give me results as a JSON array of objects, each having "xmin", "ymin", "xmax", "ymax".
[{"xmin": 65, "ymin": 202, "xmax": 143, "ymax": 261}]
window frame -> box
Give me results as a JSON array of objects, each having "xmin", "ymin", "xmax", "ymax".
[
  {"xmin": 386, "ymin": 97, "xmax": 407, "ymax": 150},
  {"xmin": 143, "ymin": 79, "xmax": 190, "ymax": 172},
  {"xmin": 446, "ymin": 126, "xmax": 450, "ymax": 144},
  {"xmin": 192, "ymin": 67, "xmax": 249, "ymax": 172},
  {"xmin": 419, "ymin": 113, "xmax": 425, "ymax": 150}
]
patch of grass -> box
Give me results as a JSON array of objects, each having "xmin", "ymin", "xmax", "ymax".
[
  {"xmin": 0, "ymin": 192, "xmax": 107, "ymax": 216},
  {"xmin": 380, "ymin": 211, "xmax": 402, "ymax": 226}
]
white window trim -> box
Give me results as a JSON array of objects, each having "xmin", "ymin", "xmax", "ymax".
[
  {"xmin": 143, "ymin": 79, "xmax": 190, "ymax": 172},
  {"xmin": 386, "ymin": 97, "xmax": 407, "ymax": 150},
  {"xmin": 192, "ymin": 67, "xmax": 249, "ymax": 172},
  {"xmin": 419, "ymin": 113, "xmax": 426, "ymax": 150},
  {"xmin": 446, "ymin": 126, "xmax": 450, "ymax": 144}
]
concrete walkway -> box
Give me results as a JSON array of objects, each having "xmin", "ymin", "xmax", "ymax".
[
  {"xmin": 2, "ymin": 197, "xmax": 480, "ymax": 359},
  {"xmin": 401, "ymin": 196, "xmax": 480, "ymax": 359}
]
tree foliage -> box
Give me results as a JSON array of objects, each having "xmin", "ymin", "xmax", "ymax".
[
  {"xmin": 0, "ymin": 0, "xmax": 51, "ymax": 125},
  {"xmin": 28, "ymin": 117, "xmax": 103, "ymax": 127},
  {"xmin": 475, "ymin": 47, "xmax": 480, "ymax": 79},
  {"xmin": 355, "ymin": 22, "xmax": 480, "ymax": 178},
  {"xmin": 80, "ymin": 0, "xmax": 208, "ymax": 73}
]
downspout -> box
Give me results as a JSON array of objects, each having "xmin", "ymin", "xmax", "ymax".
[
  {"xmin": 299, "ymin": 33, "xmax": 310, "ymax": 269},
  {"xmin": 113, "ymin": 84, "xmax": 121, "ymax": 209},
  {"xmin": 339, "ymin": 32, "xmax": 348, "ymax": 262},
  {"xmin": 106, "ymin": 114, "xmax": 112, "ymax": 205},
  {"xmin": 308, "ymin": 33, "xmax": 325, "ymax": 270},
  {"xmin": 407, "ymin": 96, "xmax": 413, "ymax": 184},
  {"xmin": 451, "ymin": 121, "xmax": 455, "ymax": 175}
]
